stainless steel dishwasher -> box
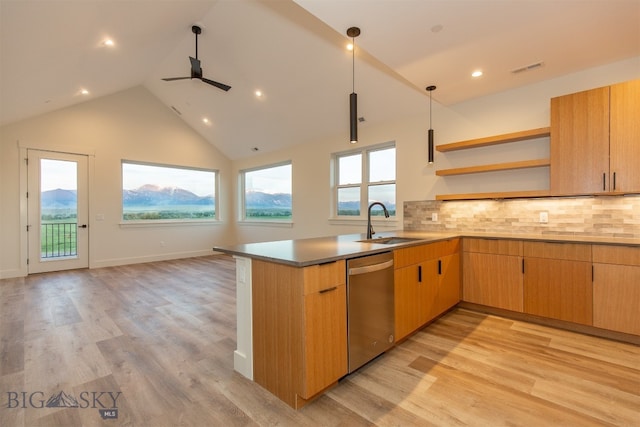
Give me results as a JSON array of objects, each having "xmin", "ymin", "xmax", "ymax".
[{"xmin": 346, "ymin": 251, "xmax": 395, "ymax": 373}]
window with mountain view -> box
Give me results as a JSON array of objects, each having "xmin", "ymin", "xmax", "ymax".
[
  {"xmin": 121, "ymin": 161, "xmax": 217, "ymax": 221},
  {"xmin": 240, "ymin": 162, "xmax": 292, "ymax": 221},
  {"xmin": 334, "ymin": 143, "xmax": 396, "ymax": 217}
]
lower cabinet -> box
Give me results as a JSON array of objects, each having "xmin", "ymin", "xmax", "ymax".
[
  {"xmin": 592, "ymin": 245, "xmax": 640, "ymax": 335},
  {"xmin": 394, "ymin": 239, "xmax": 460, "ymax": 341},
  {"xmin": 523, "ymin": 242, "xmax": 592, "ymax": 325},
  {"xmin": 463, "ymin": 238, "xmax": 523, "ymax": 312},
  {"xmin": 252, "ymin": 259, "xmax": 347, "ymax": 409}
]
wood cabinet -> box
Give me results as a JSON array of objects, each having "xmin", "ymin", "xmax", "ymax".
[
  {"xmin": 551, "ymin": 79, "xmax": 640, "ymax": 195},
  {"xmin": 523, "ymin": 242, "xmax": 592, "ymax": 325},
  {"xmin": 463, "ymin": 238, "xmax": 523, "ymax": 312},
  {"xmin": 592, "ymin": 245, "xmax": 640, "ymax": 335},
  {"xmin": 394, "ymin": 239, "xmax": 460, "ymax": 341},
  {"xmin": 252, "ymin": 259, "xmax": 347, "ymax": 409},
  {"xmin": 610, "ymin": 80, "xmax": 640, "ymax": 193}
]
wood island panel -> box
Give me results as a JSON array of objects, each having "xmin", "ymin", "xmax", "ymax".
[{"xmin": 251, "ymin": 259, "xmax": 347, "ymax": 409}]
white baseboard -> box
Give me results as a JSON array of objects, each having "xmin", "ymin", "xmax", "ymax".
[{"xmin": 91, "ymin": 249, "xmax": 215, "ymax": 269}]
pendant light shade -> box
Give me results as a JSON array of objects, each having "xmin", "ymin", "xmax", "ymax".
[
  {"xmin": 426, "ymin": 85, "xmax": 436, "ymax": 163},
  {"xmin": 350, "ymin": 92, "xmax": 358, "ymax": 143},
  {"xmin": 347, "ymin": 27, "xmax": 360, "ymax": 144}
]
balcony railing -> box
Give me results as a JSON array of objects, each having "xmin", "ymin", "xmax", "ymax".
[{"xmin": 41, "ymin": 222, "xmax": 77, "ymax": 258}]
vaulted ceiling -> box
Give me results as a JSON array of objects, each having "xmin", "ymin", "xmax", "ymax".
[{"xmin": 1, "ymin": 0, "xmax": 638, "ymax": 159}]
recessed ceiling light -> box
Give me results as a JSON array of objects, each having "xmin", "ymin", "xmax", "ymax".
[
  {"xmin": 80, "ymin": 89, "xmax": 90, "ymax": 95},
  {"xmin": 202, "ymin": 117, "xmax": 212, "ymax": 126},
  {"xmin": 255, "ymin": 90, "xmax": 263, "ymax": 98},
  {"xmin": 346, "ymin": 43, "xmax": 354, "ymax": 51},
  {"xmin": 103, "ymin": 39, "xmax": 115, "ymax": 47},
  {"xmin": 471, "ymin": 70, "xmax": 483, "ymax": 78}
]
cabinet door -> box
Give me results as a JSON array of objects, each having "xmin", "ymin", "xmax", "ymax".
[
  {"xmin": 523, "ymin": 258, "xmax": 592, "ymax": 325},
  {"xmin": 593, "ymin": 264, "xmax": 640, "ymax": 335},
  {"xmin": 610, "ymin": 79, "xmax": 640, "ymax": 193},
  {"xmin": 463, "ymin": 252, "xmax": 523, "ymax": 312},
  {"xmin": 302, "ymin": 284, "xmax": 348, "ymax": 398},
  {"xmin": 394, "ymin": 264, "xmax": 423, "ymax": 340},
  {"xmin": 550, "ymin": 86, "xmax": 610, "ymax": 195},
  {"xmin": 434, "ymin": 253, "xmax": 460, "ymax": 318}
]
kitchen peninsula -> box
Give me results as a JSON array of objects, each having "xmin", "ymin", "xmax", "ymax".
[{"xmin": 213, "ymin": 231, "xmax": 640, "ymax": 409}]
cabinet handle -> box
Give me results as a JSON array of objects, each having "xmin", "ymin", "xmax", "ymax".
[
  {"xmin": 613, "ymin": 172, "xmax": 617, "ymax": 191},
  {"xmin": 522, "ymin": 258, "xmax": 525, "ymax": 274},
  {"xmin": 418, "ymin": 265, "xmax": 422, "ymax": 283},
  {"xmin": 319, "ymin": 286, "xmax": 337, "ymax": 294},
  {"xmin": 603, "ymin": 173, "xmax": 606, "ymax": 191},
  {"xmin": 438, "ymin": 259, "xmax": 442, "ymax": 275}
]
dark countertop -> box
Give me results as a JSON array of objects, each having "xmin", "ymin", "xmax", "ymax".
[{"xmin": 212, "ymin": 230, "xmax": 640, "ymax": 267}]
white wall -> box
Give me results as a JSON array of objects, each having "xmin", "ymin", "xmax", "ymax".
[
  {"xmin": 2, "ymin": 58, "xmax": 638, "ymax": 276},
  {"xmin": 230, "ymin": 57, "xmax": 640, "ymax": 244},
  {"xmin": 0, "ymin": 86, "xmax": 233, "ymax": 278}
]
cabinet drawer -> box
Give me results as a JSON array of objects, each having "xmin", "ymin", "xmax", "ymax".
[
  {"xmin": 394, "ymin": 238, "xmax": 460, "ymax": 268},
  {"xmin": 523, "ymin": 241, "xmax": 591, "ymax": 261},
  {"xmin": 592, "ymin": 245, "xmax": 640, "ymax": 266},
  {"xmin": 463, "ymin": 238, "xmax": 522, "ymax": 256},
  {"xmin": 303, "ymin": 260, "xmax": 345, "ymax": 295}
]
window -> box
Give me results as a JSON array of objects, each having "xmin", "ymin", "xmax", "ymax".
[
  {"xmin": 121, "ymin": 161, "xmax": 217, "ymax": 221},
  {"xmin": 334, "ymin": 143, "xmax": 396, "ymax": 217},
  {"xmin": 240, "ymin": 162, "xmax": 292, "ymax": 221}
]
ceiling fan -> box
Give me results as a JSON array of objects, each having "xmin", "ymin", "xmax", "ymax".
[{"xmin": 162, "ymin": 25, "xmax": 231, "ymax": 92}]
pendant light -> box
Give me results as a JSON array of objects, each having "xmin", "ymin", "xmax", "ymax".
[
  {"xmin": 347, "ymin": 27, "xmax": 360, "ymax": 144},
  {"xmin": 426, "ymin": 85, "xmax": 436, "ymax": 163}
]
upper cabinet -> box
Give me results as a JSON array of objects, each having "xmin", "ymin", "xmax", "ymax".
[
  {"xmin": 610, "ymin": 80, "xmax": 640, "ymax": 193},
  {"xmin": 550, "ymin": 79, "xmax": 640, "ymax": 195}
]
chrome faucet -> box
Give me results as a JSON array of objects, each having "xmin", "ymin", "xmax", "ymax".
[{"xmin": 366, "ymin": 202, "xmax": 390, "ymax": 239}]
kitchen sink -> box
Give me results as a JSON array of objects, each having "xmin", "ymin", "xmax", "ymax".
[{"xmin": 357, "ymin": 237, "xmax": 423, "ymax": 245}]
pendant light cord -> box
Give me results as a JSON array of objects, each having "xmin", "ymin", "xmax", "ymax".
[{"xmin": 351, "ymin": 36, "xmax": 355, "ymax": 93}]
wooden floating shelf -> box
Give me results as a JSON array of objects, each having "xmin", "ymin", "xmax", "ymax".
[
  {"xmin": 436, "ymin": 190, "xmax": 552, "ymax": 201},
  {"xmin": 437, "ymin": 127, "xmax": 551, "ymax": 152},
  {"xmin": 436, "ymin": 158, "xmax": 550, "ymax": 176}
]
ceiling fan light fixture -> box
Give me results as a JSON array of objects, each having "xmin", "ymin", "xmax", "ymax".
[{"xmin": 162, "ymin": 25, "xmax": 231, "ymax": 92}]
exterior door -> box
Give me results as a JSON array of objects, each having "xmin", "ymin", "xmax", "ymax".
[{"xmin": 27, "ymin": 150, "xmax": 89, "ymax": 273}]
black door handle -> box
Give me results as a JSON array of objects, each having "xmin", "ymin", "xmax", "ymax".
[{"xmin": 78, "ymin": 224, "xmax": 88, "ymax": 228}]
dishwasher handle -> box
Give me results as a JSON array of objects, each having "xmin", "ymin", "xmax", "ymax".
[{"xmin": 348, "ymin": 259, "xmax": 394, "ymax": 276}]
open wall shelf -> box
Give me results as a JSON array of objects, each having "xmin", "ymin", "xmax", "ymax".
[
  {"xmin": 436, "ymin": 127, "xmax": 550, "ymax": 152},
  {"xmin": 435, "ymin": 127, "xmax": 551, "ymax": 200}
]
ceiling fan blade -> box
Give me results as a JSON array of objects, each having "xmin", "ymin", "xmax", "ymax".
[
  {"xmin": 189, "ymin": 56, "xmax": 202, "ymax": 77},
  {"xmin": 162, "ymin": 77, "xmax": 191, "ymax": 81},
  {"xmin": 200, "ymin": 77, "xmax": 232, "ymax": 92}
]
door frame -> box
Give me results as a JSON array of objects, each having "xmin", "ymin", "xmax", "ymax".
[{"xmin": 18, "ymin": 143, "xmax": 95, "ymax": 276}]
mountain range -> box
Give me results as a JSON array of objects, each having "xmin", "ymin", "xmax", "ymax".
[
  {"xmin": 41, "ymin": 186, "xmax": 394, "ymax": 211},
  {"xmin": 122, "ymin": 184, "xmax": 213, "ymax": 206}
]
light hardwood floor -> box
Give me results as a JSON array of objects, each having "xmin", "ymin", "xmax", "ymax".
[{"xmin": 1, "ymin": 255, "xmax": 638, "ymax": 426}]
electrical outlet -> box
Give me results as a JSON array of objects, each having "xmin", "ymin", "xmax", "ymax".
[
  {"xmin": 539, "ymin": 211, "xmax": 549, "ymax": 223},
  {"xmin": 432, "ymin": 212, "xmax": 438, "ymax": 222}
]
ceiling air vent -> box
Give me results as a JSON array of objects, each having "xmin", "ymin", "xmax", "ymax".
[{"xmin": 511, "ymin": 61, "xmax": 544, "ymax": 74}]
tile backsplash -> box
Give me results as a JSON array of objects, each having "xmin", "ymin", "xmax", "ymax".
[{"xmin": 404, "ymin": 195, "xmax": 640, "ymax": 238}]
